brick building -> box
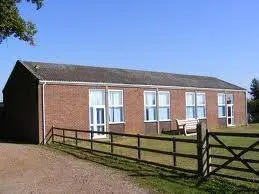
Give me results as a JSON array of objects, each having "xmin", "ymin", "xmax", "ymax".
[{"xmin": 2, "ymin": 60, "xmax": 247, "ymax": 143}]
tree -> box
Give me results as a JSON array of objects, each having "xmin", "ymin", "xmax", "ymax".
[
  {"xmin": 249, "ymin": 78, "xmax": 259, "ymax": 100},
  {"xmin": 248, "ymin": 78, "xmax": 259, "ymax": 123},
  {"xmin": 248, "ymin": 99, "xmax": 259, "ymax": 123},
  {"xmin": 0, "ymin": 0, "xmax": 43, "ymax": 45}
]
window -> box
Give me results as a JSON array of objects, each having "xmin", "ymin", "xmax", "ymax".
[
  {"xmin": 108, "ymin": 90, "xmax": 123, "ymax": 123},
  {"xmin": 158, "ymin": 91, "xmax": 170, "ymax": 121},
  {"xmin": 186, "ymin": 92, "xmax": 195, "ymax": 119},
  {"xmin": 218, "ymin": 93, "xmax": 226, "ymax": 118},
  {"xmin": 144, "ymin": 91, "xmax": 157, "ymax": 121},
  {"xmin": 186, "ymin": 92, "xmax": 206, "ymax": 119},
  {"xmin": 226, "ymin": 94, "xmax": 234, "ymax": 105},
  {"xmin": 196, "ymin": 93, "xmax": 206, "ymax": 119}
]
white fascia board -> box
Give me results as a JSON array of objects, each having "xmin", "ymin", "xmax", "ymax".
[{"xmin": 38, "ymin": 80, "xmax": 246, "ymax": 92}]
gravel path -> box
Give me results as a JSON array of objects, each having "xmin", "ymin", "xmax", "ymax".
[{"xmin": 0, "ymin": 143, "xmax": 148, "ymax": 194}]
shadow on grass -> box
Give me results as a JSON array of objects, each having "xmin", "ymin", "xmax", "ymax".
[{"xmin": 47, "ymin": 142, "xmax": 259, "ymax": 194}]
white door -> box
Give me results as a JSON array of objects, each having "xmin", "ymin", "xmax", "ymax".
[
  {"xmin": 227, "ymin": 104, "xmax": 234, "ymax": 126},
  {"xmin": 89, "ymin": 90, "xmax": 106, "ymax": 139}
]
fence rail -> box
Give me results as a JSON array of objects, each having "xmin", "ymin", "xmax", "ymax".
[
  {"xmin": 47, "ymin": 125, "xmax": 259, "ymax": 184},
  {"xmin": 208, "ymin": 131, "xmax": 259, "ymax": 183},
  {"xmin": 50, "ymin": 126, "xmax": 198, "ymax": 174}
]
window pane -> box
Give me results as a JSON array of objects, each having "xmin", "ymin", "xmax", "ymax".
[
  {"xmin": 90, "ymin": 107, "xmax": 94, "ymax": 124},
  {"xmin": 159, "ymin": 92, "xmax": 169, "ymax": 106},
  {"xmin": 197, "ymin": 106, "xmax": 205, "ymax": 118},
  {"xmin": 145, "ymin": 92, "xmax": 156, "ymax": 106},
  {"xmin": 109, "ymin": 91, "xmax": 122, "ymax": 106},
  {"xmin": 90, "ymin": 90, "xmax": 105, "ymax": 105},
  {"xmin": 159, "ymin": 107, "xmax": 170, "ymax": 120},
  {"xmin": 186, "ymin": 107, "xmax": 195, "ymax": 119},
  {"xmin": 226, "ymin": 94, "xmax": 233, "ymax": 104},
  {"xmin": 227, "ymin": 106, "xmax": 232, "ymax": 117},
  {"xmin": 197, "ymin": 93, "xmax": 205, "ymax": 106},
  {"xmin": 97, "ymin": 126, "xmax": 104, "ymax": 132},
  {"xmin": 96, "ymin": 108, "xmax": 104, "ymax": 124},
  {"xmin": 186, "ymin": 93, "xmax": 195, "ymax": 106},
  {"xmin": 228, "ymin": 118, "xmax": 232, "ymax": 125},
  {"xmin": 109, "ymin": 107, "xmax": 123, "ymax": 122},
  {"xmin": 218, "ymin": 94, "xmax": 225, "ymax": 105},
  {"xmin": 109, "ymin": 108, "xmax": 113, "ymax": 122},
  {"xmin": 145, "ymin": 107, "xmax": 156, "ymax": 121},
  {"xmin": 218, "ymin": 106, "xmax": 226, "ymax": 117}
]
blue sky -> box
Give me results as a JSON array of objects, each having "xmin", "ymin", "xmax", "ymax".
[{"xmin": 1, "ymin": 0, "xmax": 259, "ymax": 101}]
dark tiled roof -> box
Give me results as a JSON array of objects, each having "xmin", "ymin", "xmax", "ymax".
[{"xmin": 20, "ymin": 60, "xmax": 245, "ymax": 90}]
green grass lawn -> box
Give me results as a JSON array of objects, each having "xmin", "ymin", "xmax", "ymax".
[{"xmin": 48, "ymin": 123, "xmax": 259, "ymax": 193}]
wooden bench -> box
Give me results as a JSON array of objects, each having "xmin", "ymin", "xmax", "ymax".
[{"xmin": 176, "ymin": 119, "xmax": 199, "ymax": 136}]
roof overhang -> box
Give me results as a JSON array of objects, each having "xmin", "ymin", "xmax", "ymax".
[{"xmin": 39, "ymin": 80, "xmax": 246, "ymax": 92}]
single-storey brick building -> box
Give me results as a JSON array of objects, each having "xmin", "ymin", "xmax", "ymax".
[{"xmin": 2, "ymin": 60, "xmax": 247, "ymax": 143}]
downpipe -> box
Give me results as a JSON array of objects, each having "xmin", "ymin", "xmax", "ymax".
[{"xmin": 42, "ymin": 82, "xmax": 46, "ymax": 144}]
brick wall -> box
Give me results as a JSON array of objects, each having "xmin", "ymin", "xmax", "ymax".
[
  {"xmin": 38, "ymin": 84, "xmax": 247, "ymax": 142},
  {"xmin": 144, "ymin": 122, "xmax": 158, "ymax": 134},
  {"xmin": 159, "ymin": 121, "xmax": 171, "ymax": 132},
  {"xmin": 124, "ymin": 87, "xmax": 145, "ymax": 134},
  {"xmin": 171, "ymin": 89, "xmax": 186, "ymax": 130},
  {"xmin": 109, "ymin": 124, "xmax": 124, "ymax": 133},
  {"xmin": 234, "ymin": 91, "xmax": 246, "ymax": 126},
  {"xmin": 39, "ymin": 84, "xmax": 89, "ymax": 143},
  {"xmin": 206, "ymin": 90, "xmax": 219, "ymax": 129}
]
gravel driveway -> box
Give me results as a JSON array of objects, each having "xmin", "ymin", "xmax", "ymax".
[{"xmin": 0, "ymin": 143, "xmax": 148, "ymax": 194}]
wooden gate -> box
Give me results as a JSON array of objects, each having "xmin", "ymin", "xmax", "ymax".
[{"xmin": 207, "ymin": 131, "xmax": 259, "ymax": 183}]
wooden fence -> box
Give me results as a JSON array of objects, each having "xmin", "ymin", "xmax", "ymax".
[
  {"xmin": 46, "ymin": 123, "xmax": 259, "ymax": 183},
  {"xmin": 207, "ymin": 131, "xmax": 259, "ymax": 183},
  {"xmin": 49, "ymin": 126, "xmax": 199, "ymax": 174}
]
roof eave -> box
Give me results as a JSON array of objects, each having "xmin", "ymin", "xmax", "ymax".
[{"xmin": 39, "ymin": 80, "xmax": 246, "ymax": 92}]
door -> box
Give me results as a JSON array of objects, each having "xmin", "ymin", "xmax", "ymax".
[
  {"xmin": 89, "ymin": 90, "xmax": 106, "ymax": 139},
  {"xmin": 227, "ymin": 104, "xmax": 234, "ymax": 126},
  {"xmin": 226, "ymin": 94, "xmax": 234, "ymax": 127}
]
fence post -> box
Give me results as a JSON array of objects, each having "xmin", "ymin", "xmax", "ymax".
[
  {"xmin": 137, "ymin": 134, "xmax": 141, "ymax": 160},
  {"xmin": 110, "ymin": 133, "xmax": 114, "ymax": 154},
  {"xmin": 90, "ymin": 130, "xmax": 93, "ymax": 150},
  {"xmin": 197, "ymin": 121, "xmax": 209, "ymax": 178},
  {"xmin": 75, "ymin": 130, "xmax": 78, "ymax": 147},
  {"xmin": 51, "ymin": 126, "xmax": 54, "ymax": 143},
  {"xmin": 172, "ymin": 137, "xmax": 176, "ymax": 167},
  {"xmin": 206, "ymin": 128, "xmax": 211, "ymax": 175}
]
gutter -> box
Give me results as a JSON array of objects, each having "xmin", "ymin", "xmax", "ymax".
[
  {"xmin": 42, "ymin": 82, "xmax": 46, "ymax": 144},
  {"xmin": 39, "ymin": 80, "xmax": 246, "ymax": 92}
]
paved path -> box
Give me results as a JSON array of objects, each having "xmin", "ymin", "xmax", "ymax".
[{"xmin": 0, "ymin": 143, "xmax": 148, "ymax": 194}]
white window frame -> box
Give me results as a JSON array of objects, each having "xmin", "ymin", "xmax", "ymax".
[
  {"xmin": 108, "ymin": 89, "xmax": 124, "ymax": 124},
  {"xmin": 89, "ymin": 89, "xmax": 106, "ymax": 139},
  {"xmin": 185, "ymin": 92, "xmax": 196, "ymax": 119},
  {"xmin": 218, "ymin": 93, "xmax": 226, "ymax": 118},
  {"xmin": 158, "ymin": 91, "xmax": 171, "ymax": 121},
  {"xmin": 226, "ymin": 93, "xmax": 234, "ymax": 126},
  {"xmin": 196, "ymin": 92, "xmax": 206, "ymax": 119},
  {"xmin": 185, "ymin": 92, "xmax": 207, "ymax": 120},
  {"xmin": 144, "ymin": 91, "xmax": 157, "ymax": 122}
]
